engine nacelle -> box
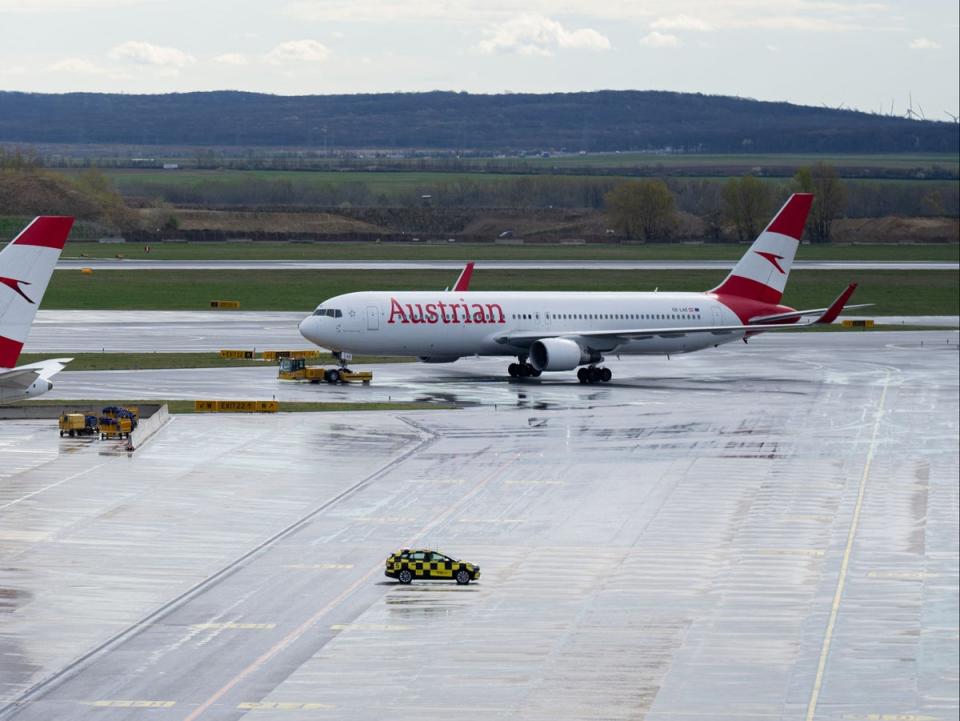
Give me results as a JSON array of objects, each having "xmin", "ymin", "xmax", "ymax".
[
  {"xmin": 529, "ymin": 338, "xmax": 596, "ymax": 371},
  {"xmin": 417, "ymin": 356, "xmax": 460, "ymax": 364}
]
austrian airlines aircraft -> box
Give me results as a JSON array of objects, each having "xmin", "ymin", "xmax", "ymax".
[
  {"xmin": 0, "ymin": 217, "xmax": 74, "ymax": 403},
  {"xmin": 298, "ymin": 194, "xmax": 865, "ymax": 383}
]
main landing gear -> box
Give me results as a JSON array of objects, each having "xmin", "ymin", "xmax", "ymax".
[
  {"xmin": 508, "ymin": 360, "xmax": 542, "ymax": 378},
  {"xmin": 577, "ymin": 365, "xmax": 612, "ymax": 384}
]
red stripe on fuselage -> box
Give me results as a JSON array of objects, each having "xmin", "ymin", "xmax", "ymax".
[
  {"xmin": 0, "ymin": 335, "xmax": 24, "ymax": 368},
  {"xmin": 11, "ymin": 217, "xmax": 74, "ymax": 250},
  {"xmin": 710, "ymin": 288, "xmax": 797, "ymax": 325}
]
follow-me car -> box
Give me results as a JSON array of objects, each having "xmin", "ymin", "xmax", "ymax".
[{"xmin": 385, "ymin": 549, "xmax": 480, "ymax": 585}]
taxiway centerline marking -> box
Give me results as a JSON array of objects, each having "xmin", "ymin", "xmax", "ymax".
[{"xmin": 805, "ymin": 373, "xmax": 890, "ymax": 721}]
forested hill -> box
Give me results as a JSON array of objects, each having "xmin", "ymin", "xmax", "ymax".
[{"xmin": 0, "ymin": 90, "xmax": 956, "ymax": 153}]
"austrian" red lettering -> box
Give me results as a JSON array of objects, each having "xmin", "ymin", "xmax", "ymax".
[{"xmin": 388, "ymin": 297, "xmax": 505, "ymax": 325}]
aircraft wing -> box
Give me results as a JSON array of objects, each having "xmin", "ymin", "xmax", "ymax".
[
  {"xmin": 748, "ymin": 284, "xmax": 871, "ymax": 325},
  {"xmin": 495, "ymin": 321, "xmax": 814, "ymax": 348},
  {"xmin": 496, "ymin": 284, "xmax": 865, "ymax": 348},
  {"xmin": 0, "ymin": 358, "xmax": 72, "ymax": 389}
]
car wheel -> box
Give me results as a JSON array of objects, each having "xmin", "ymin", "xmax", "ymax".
[
  {"xmin": 455, "ymin": 569, "xmax": 471, "ymax": 585},
  {"xmin": 398, "ymin": 569, "xmax": 413, "ymax": 584}
]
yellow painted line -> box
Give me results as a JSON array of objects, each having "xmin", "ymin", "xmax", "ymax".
[
  {"xmin": 89, "ymin": 700, "xmax": 176, "ymax": 708},
  {"xmin": 405, "ymin": 478, "xmax": 464, "ymax": 484},
  {"xmin": 330, "ymin": 623, "xmax": 410, "ymax": 631},
  {"xmin": 457, "ymin": 518, "xmax": 525, "ymax": 524},
  {"xmin": 357, "ymin": 516, "xmax": 416, "ymax": 524},
  {"xmin": 841, "ymin": 715, "xmax": 939, "ymax": 721},
  {"xmin": 636, "ymin": 712, "xmax": 780, "ymax": 719},
  {"xmin": 0, "ymin": 530, "xmax": 51, "ymax": 542},
  {"xmin": 806, "ymin": 375, "xmax": 890, "ymax": 721},
  {"xmin": 504, "ymin": 480, "xmax": 565, "ymax": 485},
  {"xmin": 284, "ymin": 564, "xmax": 354, "ymax": 570},
  {"xmin": 756, "ymin": 549, "xmax": 825, "ymax": 557},
  {"xmin": 238, "ymin": 702, "xmax": 334, "ymax": 711},
  {"xmin": 191, "ymin": 623, "xmax": 276, "ymax": 630}
]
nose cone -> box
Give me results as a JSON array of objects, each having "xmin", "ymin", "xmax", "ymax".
[{"xmin": 299, "ymin": 315, "xmax": 317, "ymax": 343}]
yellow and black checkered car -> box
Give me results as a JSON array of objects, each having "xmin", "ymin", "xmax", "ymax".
[{"xmin": 385, "ymin": 548, "xmax": 480, "ymax": 585}]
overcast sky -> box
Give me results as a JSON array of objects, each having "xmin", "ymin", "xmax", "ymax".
[{"xmin": 1, "ymin": 0, "xmax": 957, "ymax": 119}]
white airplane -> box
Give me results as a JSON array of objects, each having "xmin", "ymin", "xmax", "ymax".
[
  {"xmin": 298, "ymin": 194, "xmax": 867, "ymax": 383},
  {"xmin": 0, "ymin": 216, "xmax": 74, "ymax": 403}
]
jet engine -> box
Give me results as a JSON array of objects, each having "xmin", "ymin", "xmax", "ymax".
[{"xmin": 529, "ymin": 338, "xmax": 596, "ymax": 371}]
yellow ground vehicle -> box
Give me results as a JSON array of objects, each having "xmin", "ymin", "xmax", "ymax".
[
  {"xmin": 99, "ymin": 416, "xmax": 133, "ymax": 440},
  {"xmin": 58, "ymin": 413, "xmax": 99, "ymax": 437},
  {"xmin": 385, "ymin": 549, "xmax": 481, "ymax": 585},
  {"xmin": 277, "ymin": 357, "xmax": 372, "ymax": 385},
  {"xmin": 97, "ymin": 407, "xmax": 137, "ymax": 440}
]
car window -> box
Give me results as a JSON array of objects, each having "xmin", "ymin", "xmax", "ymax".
[
  {"xmin": 430, "ymin": 552, "xmax": 451, "ymax": 563},
  {"xmin": 409, "ymin": 552, "xmax": 427, "ymax": 561}
]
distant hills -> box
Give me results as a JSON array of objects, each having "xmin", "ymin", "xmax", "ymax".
[{"xmin": 0, "ymin": 90, "xmax": 957, "ymax": 153}]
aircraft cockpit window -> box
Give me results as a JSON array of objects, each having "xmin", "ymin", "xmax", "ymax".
[
  {"xmin": 313, "ymin": 308, "xmax": 325, "ymax": 316},
  {"xmin": 313, "ymin": 308, "xmax": 343, "ymax": 318}
]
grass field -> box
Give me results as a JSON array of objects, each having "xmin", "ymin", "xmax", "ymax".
[
  {"xmin": 59, "ymin": 241, "xmax": 960, "ymax": 262},
  {"xmin": 42, "ymin": 268, "xmax": 959, "ymax": 315}
]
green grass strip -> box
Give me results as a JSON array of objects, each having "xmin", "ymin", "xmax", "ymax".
[{"xmin": 43, "ymin": 268, "xmax": 960, "ymax": 315}]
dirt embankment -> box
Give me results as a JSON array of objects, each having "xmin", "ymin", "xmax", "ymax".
[{"xmin": 160, "ymin": 207, "xmax": 959, "ymax": 244}]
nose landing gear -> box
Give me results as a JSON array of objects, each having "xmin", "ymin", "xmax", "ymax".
[{"xmin": 577, "ymin": 366, "xmax": 612, "ymax": 384}]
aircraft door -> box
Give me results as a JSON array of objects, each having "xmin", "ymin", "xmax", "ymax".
[{"xmin": 366, "ymin": 305, "xmax": 379, "ymax": 331}]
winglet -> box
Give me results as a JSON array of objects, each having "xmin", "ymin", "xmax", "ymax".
[
  {"xmin": 815, "ymin": 283, "xmax": 858, "ymax": 324},
  {"xmin": 452, "ymin": 262, "xmax": 475, "ymax": 292}
]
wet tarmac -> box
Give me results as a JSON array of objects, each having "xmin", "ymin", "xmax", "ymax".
[
  {"xmin": 1, "ymin": 331, "xmax": 957, "ymax": 720},
  {"xmin": 24, "ymin": 310, "xmax": 960, "ymax": 355}
]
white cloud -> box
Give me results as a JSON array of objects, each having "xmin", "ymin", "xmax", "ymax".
[
  {"xmin": 108, "ymin": 41, "xmax": 196, "ymax": 68},
  {"xmin": 476, "ymin": 15, "xmax": 611, "ymax": 56},
  {"xmin": 909, "ymin": 37, "xmax": 941, "ymax": 50},
  {"xmin": 214, "ymin": 53, "xmax": 249, "ymax": 65},
  {"xmin": 265, "ymin": 39, "xmax": 331, "ymax": 65},
  {"xmin": 49, "ymin": 57, "xmax": 110, "ymax": 74},
  {"xmin": 639, "ymin": 31, "xmax": 680, "ymax": 48},
  {"xmin": 651, "ymin": 15, "xmax": 713, "ymax": 32}
]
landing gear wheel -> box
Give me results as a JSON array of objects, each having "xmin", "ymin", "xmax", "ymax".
[
  {"xmin": 577, "ymin": 367, "xmax": 588, "ymax": 384},
  {"xmin": 518, "ymin": 363, "xmax": 531, "ymax": 378},
  {"xmin": 600, "ymin": 367, "xmax": 612, "ymax": 382},
  {"xmin": 588, "ymin": 366, "xmax": 601, "ymax": 383},
  {"xmin": 397, "ymin": 569, "xmax": 413, "ymax": 584},
  {"xmin": 455, "ymin": 569, "xmax": 471, "ymax": 585},
  {"xmin": 508, "ymin": 362, "xmax": 520, "ymax": 378},
  {"xmin": 529, "ymin": 367, "xmax": 542, "ymax": 377}
]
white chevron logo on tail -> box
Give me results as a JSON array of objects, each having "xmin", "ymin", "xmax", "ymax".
[{"xmin": 711, "ymin": 193, "xmax": 813, "ymax": 304}]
